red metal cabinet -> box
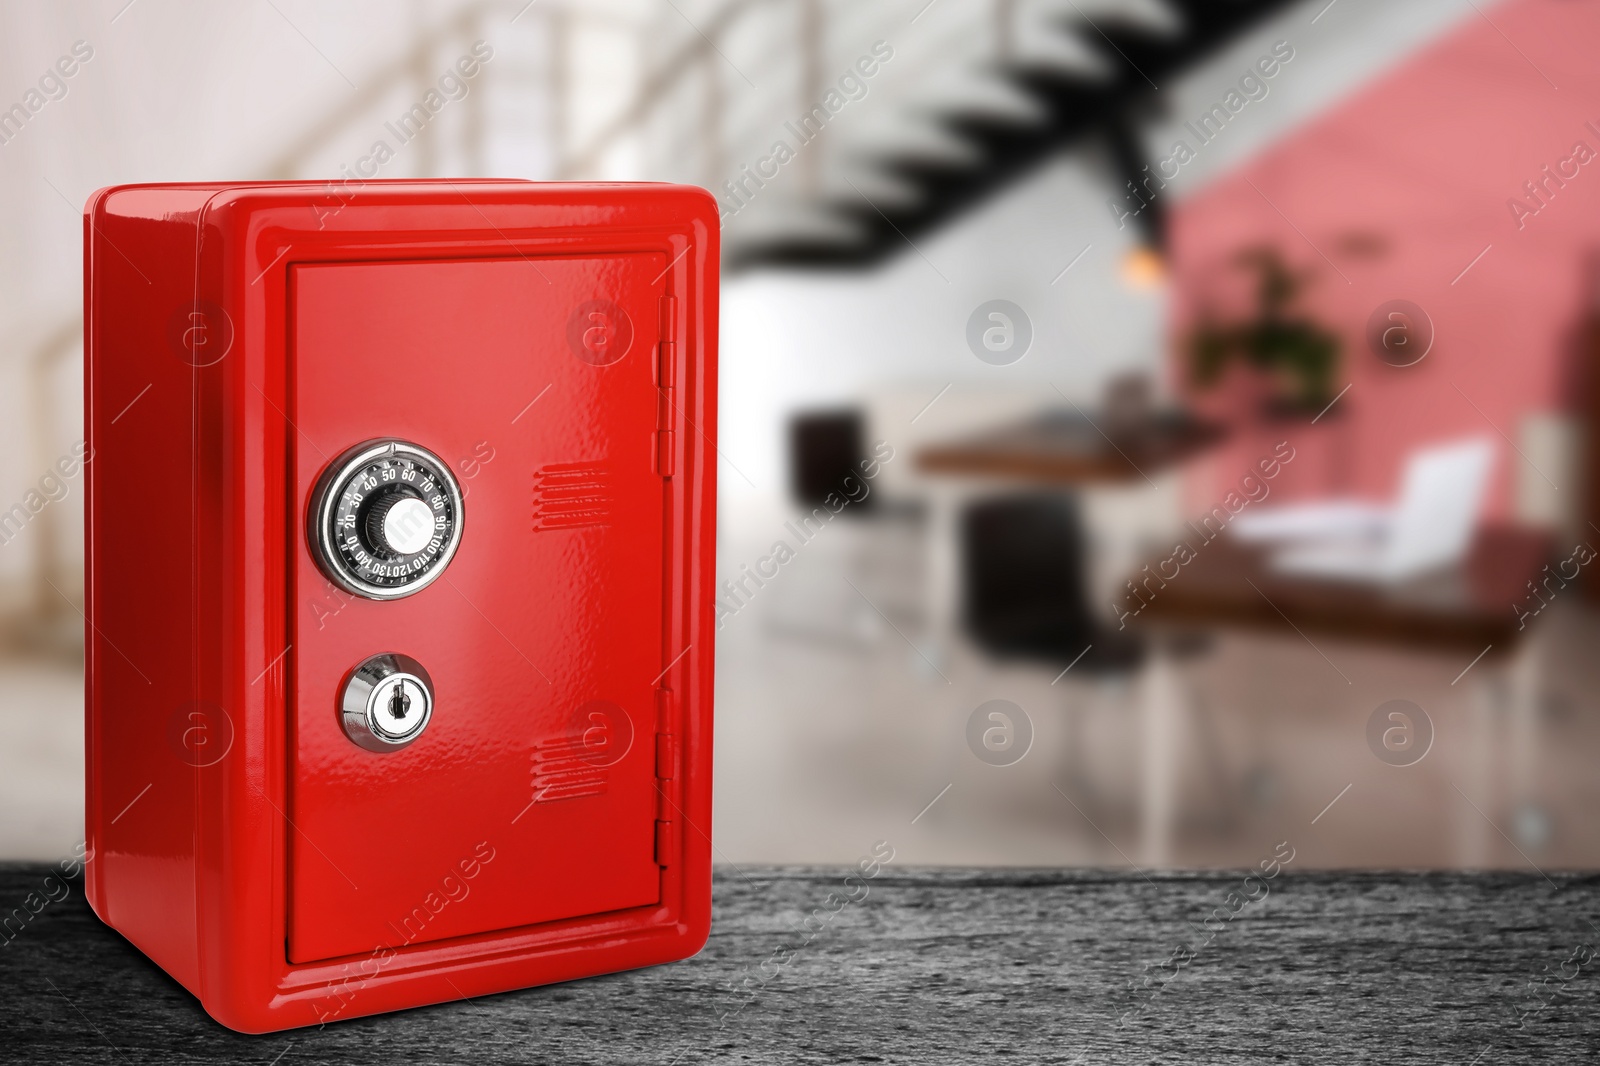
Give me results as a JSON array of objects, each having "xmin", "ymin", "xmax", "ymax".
[{"xmin": 83, "ymin": 180, "xmax": 718, "ymax": 1032}]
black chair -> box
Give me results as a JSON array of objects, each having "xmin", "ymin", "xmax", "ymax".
[
  {"xmin": 790, "ymin": 410, "xmax": 877, "ymax": 514},
  {"xmin": 769, "ymin": 409, "xmax": 924, "ymax": 642},
  {"xmin": 963, "ymin": 492, "xmax": 1243, "ymax": 828},
  {"xmin": 960, "ymin": 493, "xmax": 1144, "ymax": 674}
]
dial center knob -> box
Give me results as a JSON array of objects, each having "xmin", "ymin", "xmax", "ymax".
[{"xmin": 366, "ymin": 491, "xmax": 434, "ymax": 556}]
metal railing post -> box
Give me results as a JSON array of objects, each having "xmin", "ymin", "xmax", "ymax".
[
  {"xmin": 703, "ymin": 50, "xmax": 723, "ymax": 192},
  {"xmin": 464, "ymin": 11, "xmax": 487, "ymax": 175},
  {"xmin": 550, "ymin": 5, "xmax": 568, "ymax": 178},
  {"xmin": 801, "ymin": 0, "xmax": 822, "ymax": 195}
]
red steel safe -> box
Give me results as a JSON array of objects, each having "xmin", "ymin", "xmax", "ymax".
[{"xmin": 83, "ymin": 180, "xmax": 718, "ymax": 1032}]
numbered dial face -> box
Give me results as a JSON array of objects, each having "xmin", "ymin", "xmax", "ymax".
[{"xmin": 310, "ymin": 440, "xmax": 465, "ymax": 600}]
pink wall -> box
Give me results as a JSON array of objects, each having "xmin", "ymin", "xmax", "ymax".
[{"xmin": 1171, "ymin": 0, "xmax": 1600, "ymax": 519}]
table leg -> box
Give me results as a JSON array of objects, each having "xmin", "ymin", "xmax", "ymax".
[
  {"xmin": 1139, "ymin": 640, "xmax": 1182, "ymax": 867},
  {"xmin": 923, "ymin": 482, "xmax": 961, "ymax": 672},
  {"xmin": 1458, "ymin": 675, "xmax": 1496, "ymax": 868},
  {"xmin": 1505, "ymin": 634, "xmax": 1546, "ymax": 849}
]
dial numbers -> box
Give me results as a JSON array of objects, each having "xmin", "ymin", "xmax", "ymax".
[{"xmin": 309, "ymin": 441, "xmax": 465, "ymax": 600}]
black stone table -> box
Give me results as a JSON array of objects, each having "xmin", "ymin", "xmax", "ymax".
[{"xmin": 3, "ymin": 864, "xmax": 1597, "ymax": 1062}]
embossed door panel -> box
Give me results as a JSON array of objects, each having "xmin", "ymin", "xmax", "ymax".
[{"xmin": 287, "ymin": 255, "xmax": 667, "ymax": 963}]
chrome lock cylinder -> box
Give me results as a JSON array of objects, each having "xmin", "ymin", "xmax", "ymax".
[{"xmin": 339, "ymin": 653, "xmax": 434, "ymax": 752}]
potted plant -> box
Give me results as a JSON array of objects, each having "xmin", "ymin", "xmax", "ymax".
[{"xmin": 1187, "ymin": 246, "xmax": 1341, "ymax": 416}]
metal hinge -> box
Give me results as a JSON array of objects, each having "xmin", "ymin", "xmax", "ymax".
[
  {"xmin": 654, "ymin": 294, "xmax": 679, "ymax": 478},
  {"xmin": 658, "ymin": 294, "xmax": 679, "ymax": 379},
  {"xmin": 654, "ymin": 431, "xmax": 676, "ymax": 477},
  {"xmin": 653, "ymin": 688, "xmax": 679, "ymax": 867},
  {"xmin": 655, "ymin": 731, "xmax": 677, "ymax": 780},
  {"xmin": 653, "ymin": 819, "xmax": 675, "ymax": 866}
]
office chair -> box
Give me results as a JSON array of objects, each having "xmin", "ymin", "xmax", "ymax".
[
  {"xmin": 961, "ymin": 492, "xmax": 1237, "ymax": 829},
  {"xmin": 960, "ymin": 493, "xmax": 1143, "ymax": 673},
  {"xmin": 762, "ymin": 409, "xmax": 924, "ymax": 644},
  {"xmin": 790, "ymin": 410, "xmax": 879, "ymax": 515}
]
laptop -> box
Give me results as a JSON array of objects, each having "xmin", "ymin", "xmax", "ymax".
[{"xmin": 1237, "ymin": 437, "xmax": 1496, "ymax": 583}]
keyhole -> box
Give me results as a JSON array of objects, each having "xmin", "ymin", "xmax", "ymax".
[{"xmin": 388, "ymin": 683, "xmax": 412, "ymax": 720}]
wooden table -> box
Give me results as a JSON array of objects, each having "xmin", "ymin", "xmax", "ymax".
[
  {"xmin": 1125, "ymin": 524, "xmax": 1558, "ymax": 865},
  {"xmin": 1129, "ymin": 524, "xmax": 1554, "ymax": 656},
  {"xmin": 5, "ymin": 863, "xmax": 1595, "ymax": 1062},
  {"xmin": 916, "ymin": 408, "xmax": 1227, "ymax": 484}
]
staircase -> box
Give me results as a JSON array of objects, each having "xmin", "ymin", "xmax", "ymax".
[{"xmin": 717, "ymin": 0, "xmax": 1304, "ymax": 269}]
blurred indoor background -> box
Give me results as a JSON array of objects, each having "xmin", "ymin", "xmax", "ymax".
[{"xmin": 3, "ymin": 0, "xmax": 1598, "ymax": 871}]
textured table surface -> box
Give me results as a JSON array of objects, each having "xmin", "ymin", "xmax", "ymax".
[{"xmin": 2, "ymin": 863, "xmax": 1597, "ymax": 1063}]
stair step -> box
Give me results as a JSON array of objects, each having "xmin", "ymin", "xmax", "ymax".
[
  {"xmin": 903, "ymin": 70, "xmax": 1050, "ymax": 125},
  {"xmin": 843, "ymin": 114, "xmax": 984, "ymax": 167},
  {"xmin": 726, "ymin": 0, "xmax": 1307, "ymax": 270}
]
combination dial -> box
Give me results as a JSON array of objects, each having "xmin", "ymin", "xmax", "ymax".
[{"xmin": 308, "ymin": 439, "xmax": 465, "ymax": 600}]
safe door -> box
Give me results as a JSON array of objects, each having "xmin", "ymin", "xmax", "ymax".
[{"xmin": 286, "ymin": 253, "xmax": 669, "ymax": 963}]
